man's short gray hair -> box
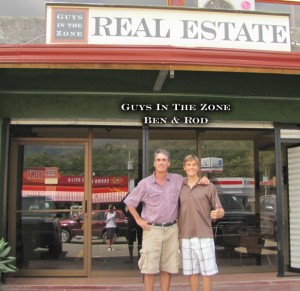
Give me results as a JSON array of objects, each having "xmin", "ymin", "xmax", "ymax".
[{"xmin": 154, "ymin": 149, "xmax": 170, "ymax": 161}]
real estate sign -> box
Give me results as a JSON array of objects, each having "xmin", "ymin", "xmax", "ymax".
[{"xmin": 46, "ymin": 4, "xmax": 291, "ymax": 52}]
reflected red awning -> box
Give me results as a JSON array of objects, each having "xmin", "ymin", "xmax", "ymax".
[{"xmin": 22, "ymin": 190, "xmax": 127, "ymax": 203}]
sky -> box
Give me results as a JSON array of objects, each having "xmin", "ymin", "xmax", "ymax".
[
  {"xmin": 0, "ymin": 0, "xmax": 45, "ymax": 16},
  {"xmin": 0, "ymin": 0, "xmax": 297, "ymax": 25},
  {"xmin": 0, "ymin": 1, "xmax": 198, "ymax": 17}
]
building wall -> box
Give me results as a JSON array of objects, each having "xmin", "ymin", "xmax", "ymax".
[
  {"xmin": 0, "ymin": 119, "xmax": 5, "ymax": 237},
  {"xmin": 0, "ymin": 17, "xmax": 45, "ymax": 44},
  {"xmin": 0, "ymin": 69, "xmax": 300, "ymax": 123},
  {"xmin": 1, "ymin": 93, "xmax": 300, "ymax": 123}
]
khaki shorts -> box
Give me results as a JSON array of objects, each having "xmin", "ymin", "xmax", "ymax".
[{"xmin": 138, "ymin": 223, "xmax": 180, "ymax": 274}]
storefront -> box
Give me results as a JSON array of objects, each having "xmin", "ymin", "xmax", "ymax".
[{"xmin": 1, "ymin": 1, "xmax": 300, "ymax": 279}]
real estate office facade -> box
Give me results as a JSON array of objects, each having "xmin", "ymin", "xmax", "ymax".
[{"xmin": 1, "ymin": 2, "xmax": 300, "ymax": 279}]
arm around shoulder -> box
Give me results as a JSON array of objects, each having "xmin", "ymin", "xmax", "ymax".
[{"xmin": 198, "ymin": 175, "xmax": 210, "ymax": 185}]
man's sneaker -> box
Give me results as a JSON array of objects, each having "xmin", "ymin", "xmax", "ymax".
[{"xmin": 107, "ymin": 247, "xmax": 112, "ymax": 251}]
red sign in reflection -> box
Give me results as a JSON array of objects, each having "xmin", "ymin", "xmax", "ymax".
[{"xmin": 22, "ymin": 168, "xmax": 128, "ymax": 202}]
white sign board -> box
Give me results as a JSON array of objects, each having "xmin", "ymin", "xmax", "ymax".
[
  {"xmin": 201, "ymin": 157, "xmax": 223, "ymax": 173},
  {"xmin": 46, "ymin": 5, "xmax": 291, "ymax": 52},
  {"xmin": 212, "ymin": 177, "xmax": 255, "ymax": 196}
]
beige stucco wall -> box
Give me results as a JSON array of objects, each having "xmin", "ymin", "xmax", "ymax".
[{"xmin": 0, "ymin": 17, "xmax": 45, "ymax": 44}]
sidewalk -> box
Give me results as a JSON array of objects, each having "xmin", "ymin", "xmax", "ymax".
[{"xmin": 2, "ymin": 272, "xmax": 300, "ymax": 291}]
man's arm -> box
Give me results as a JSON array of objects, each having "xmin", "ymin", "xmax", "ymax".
[
  {"xmin": 180, "ymin": 174, "xmax": 209, "ymax": 185},
  {"xmin": 127, "ymin": 205, "xmax": 150, "ymax": 231},
  {"xmin": 199, "ymin": 175, "xmax": 210, "ymax": 185},
  {"xmin": 106, "ymin": 212, "xmax": 112, "ymax": 222}
]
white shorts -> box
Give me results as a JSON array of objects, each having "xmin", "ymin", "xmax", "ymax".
[{"xmin": 181, "ymin": 237, "xmax": 218, "ymax": 276}]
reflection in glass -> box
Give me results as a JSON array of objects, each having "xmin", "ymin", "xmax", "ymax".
[
  {"xmin": 91, "ymin": 128, "xmax": 141, "ymax": 272},
  {"xmin": 16, "ymin": 145, "xmax": 85, "ymax": 270},
  {"xmin": 149, "ymin": 130, "xmax": 277, "ymax": 269}
]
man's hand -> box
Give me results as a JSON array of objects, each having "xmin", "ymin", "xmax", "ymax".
[
  {"xmin": 136, "ymin": 217, "xmax": 151, "ymax": 231},
  {"xmin": 210, "ymin": 204, "xmax": 225, "ymax": 220},
  {"xmin": 127, "ymin": 205, "xmax": 151, "ymax": 231},
  {"xmin": 198, "ymin": 176, "xmax": 210, "ymax": 185}
]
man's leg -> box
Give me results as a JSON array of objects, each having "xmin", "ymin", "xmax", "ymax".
[
  {"xmin": 127, "ymin": 243, "xmax": 134, "ymax": 262},
  {"xmin": 137, "ymin": 228, "xmax": 143, "ymax": 260},
  {"xmin": 159, "ymin": 224, "xmax": 179, "ymax": 291},
  {"xmin": 107, "ymin": 238, "xmax": 112, "ymax": 249},
  {"xmin": 203, "ymin": 275, "xmax": 212, "ymax": 291},
  {"xmin": 106, "ymin": 228, "xmax": 114, "ymax": 250},
  {"xmin": 126, "ymin": 235, "xmax": 134, "ymax": 263},
  {"xmin": 106, "ymin": 230, "xmax": 112, "ymax": 250},
  {"xmin": 160, "ymin": 271, "xmax": 171, "ymax": 291},
  {"xmin": 189, "ymin": 274, "xmax": 199, "ymax": 291},
  {"xmin": 144, "ymin": 274, "xmax": 154, "ymax": 291}
]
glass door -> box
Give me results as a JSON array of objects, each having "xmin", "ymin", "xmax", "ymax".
[
  {"xmin": 91, "ymin": 127, "xmax": 142, "ymax": 275},
  {"xmin": 8, "ymin": 138, "xmax": 91, "ymax": 276}
]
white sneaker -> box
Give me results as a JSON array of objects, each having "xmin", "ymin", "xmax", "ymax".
[{"xmin": 107, "ymin": 247, "xmax": 112, "ymax": 251}]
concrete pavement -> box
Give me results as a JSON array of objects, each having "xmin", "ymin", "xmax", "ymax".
[{"xmin": 2, "ymin": 272, "xmax": 300, "ymax": 290}]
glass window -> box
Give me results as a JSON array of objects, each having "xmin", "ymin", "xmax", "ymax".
[
  {"xmin": 15, "ymin": 144, "xmax": 86, "ymax": 271},
  {"xmin": 91, "ymin": 127, "xmax": 142, "ymax": 272},
  {"xmin": 149, "ymin": 128, "xmax": 277, "ymax": 270},
  {"xmin": 10, "ymin": 126, "xmax": 278, "ymax": 275},
  {"xmin": 148, "ymin": 128, "xmax": 197, "ymax": 175}
]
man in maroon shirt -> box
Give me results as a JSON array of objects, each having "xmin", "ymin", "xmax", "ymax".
[
  {"xmin": 124, "ymin": 149, "xmax": 209, "ymax": 291},
  {"xmin": 179, "ymin": 154, "xmax": 224, "ymax": 291}
]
